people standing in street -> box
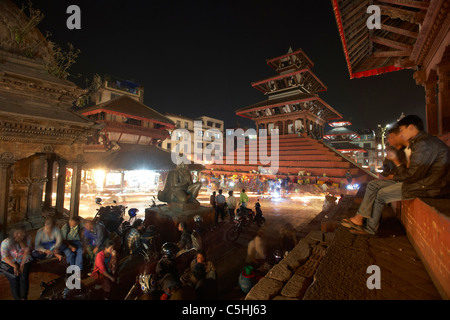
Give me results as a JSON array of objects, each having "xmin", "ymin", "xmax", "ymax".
[
  {"xmin": 239, "ymin": 189, "xmax": 249, "ymax": 208},
  {"xmin": 215, "ymin": 189, "xmax": 226, "ymax": 224},
  {"xmin": 209, "ymin": 191, "xmax": 216, "ymax": 209},
  {"xmin": 226, "ymin": 191, "xmax": 237, "ymax": 222}
]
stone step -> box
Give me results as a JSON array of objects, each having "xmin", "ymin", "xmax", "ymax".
[
  {"xmin": 211, "ymin": 165, "xmax": 360, "ymax": 177},
  {"xmin": 224, "ymin": 160, "xmax": 352, "ymax": 168},
  {"xmin": 232, "ymin": 154, "xmax": 343, "ymax": 161}
]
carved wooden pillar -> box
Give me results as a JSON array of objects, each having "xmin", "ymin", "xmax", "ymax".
[
  {"xmin": 69, "ymin": 156, "xmax": 84, "ymax": 218},
  {"xmin": 437, "ymin": 54, "xmax": 450, "ymax": 134},
  {"xmin": 414, "ymin": 69, "xmax": 439, "ymax": 135},
  {"xmin": 55, "ymin": 159, "xmax": 67, "ymax": 216},
  {"xmin": 425, "ymin": 79, "xmax": 439, "ymax": 135},
  {"xmin": 43, "ymin": 155, "xmax": 56, "ymax": 209},
  {"xmin": 0, "ymin": 153, "xmax": 14, "ymax": 240},
  {"xmin": 26, "ymin": 153, "xmax": 46, "ymax": 228}
]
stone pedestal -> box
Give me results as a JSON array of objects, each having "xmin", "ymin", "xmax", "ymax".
[
  {"xmin": 144, "ymin": 205, "xmax": 214, "ymax": 243},
  {"xmin": 167, "ymin": 199, "xmax": 200, "ymax": 212}
]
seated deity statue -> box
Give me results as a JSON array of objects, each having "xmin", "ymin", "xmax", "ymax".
[{"xmin": 157, "ymin": 163, "xmax": 202, "ymax": 209}]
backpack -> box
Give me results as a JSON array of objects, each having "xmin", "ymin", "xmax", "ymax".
[{"xmin": 191, "ymin": 230, "xmax": 202, "ymax": 251}]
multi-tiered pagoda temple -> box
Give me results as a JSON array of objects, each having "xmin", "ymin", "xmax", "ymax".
[
  {"xmin": 236, "ymin": 48, "xmax": 341, "ymax": 138},
  {"xmin": 205, "ymin": 48, "xmax": 376, "ymax": 187}
]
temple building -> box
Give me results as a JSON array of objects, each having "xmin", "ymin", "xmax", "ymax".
[
  {"xmin": 204, "ymin": 48, "xmax": 377, "ymax": 187},
  {"xmin": 0, "ymin": 0, "xmax": 98, "ymax": 238},
  {"xmin": 75, "ymin": 77, "xmax": 176, "ymax": 194},
  {"xmin": 236, "ymin": 48, "xmax": 339, "ymax": 138},
  {"xmin": 323, "ymin": 121, "xmax": 365, "ymax": 163},
  {"xmin": 331, "ymin": 0, "xmax": 450, "ymax": 143}
]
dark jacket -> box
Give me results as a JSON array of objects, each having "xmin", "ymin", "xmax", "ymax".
[
  {"xmin": 393, "ymin": 131, "xmax": 450, "ymax": 198},
  {"xmin": 381, "ymin": 146, "xmax": 407, "ymax": 177}
]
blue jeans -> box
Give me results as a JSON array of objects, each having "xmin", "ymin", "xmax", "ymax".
[
  {"xmin": 61, "ymin": 240, "xmax": 83, "ymax": 270},
  {"xmin": 356, "ymin": 180, "xmax": 404, "ymax": 234},
  {"xmin": 1, "ymin": 261, "xmax": 31, "ymax": 300}
]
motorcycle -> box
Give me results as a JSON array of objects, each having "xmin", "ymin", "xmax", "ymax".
[
  {"xmin": 226, "ymin": 206, "xmax": 255, "ymax": 242},
  {"xmin": 117, "ymin": 207, "xmax": 140, "ymax": 240},
  {"xmin": 123, "ymin": 242, "xmax": 197, "ymax": 300},
  {"xmin": 93, "ymin": 197, "xmax": 128, "ymax": 236}
]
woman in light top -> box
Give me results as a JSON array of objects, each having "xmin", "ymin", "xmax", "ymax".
[
  {"xmin": 0, "ymin": 225, "xmax": 33, "ymax": 300},
  {"xmin": 32, "ymin": 216, "xmax": 63, "ymax": 261}
]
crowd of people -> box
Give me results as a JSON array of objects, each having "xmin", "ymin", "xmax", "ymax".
[
  {"xmin": 209, "ymin": 188, "xmax": 250, "ymax": 225},
  {"xmin": 2, "ymin": 115, "xmax": 447, "ymax": 300},
  {"xmin": 0, "ymin": 212, "xmax": 218, "ymax": 300}
]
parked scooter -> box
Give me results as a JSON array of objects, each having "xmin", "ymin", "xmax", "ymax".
[
  {"xmin": 123, "ymin": 242, "xmax": 196, "ymax": 300},
  {"xmin": 93, "ymin": 197, "xmax": 128, "ymax": 236},
  {"xmin": 226, "ymin": 206, "xmax": 255, "ymax": 242},
  {"xmin": 117, "ymin": 207, "xmax": 139, "ymax": 237}
]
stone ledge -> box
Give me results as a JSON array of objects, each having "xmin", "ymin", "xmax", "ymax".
[
  {"xmin": 281, "ymin": 274, "xmax": 312, "ymax": 299},
  {"xmin": 245, "ymin": 277, "xmax": 284, "ymax": 300},
  {"xmin": 244, "ymin": 230, "xmax": 332, "ymax": 300}
]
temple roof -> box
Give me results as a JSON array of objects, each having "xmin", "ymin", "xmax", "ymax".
[
  {"xmin": 328, "ymin": 121, "xmax": 352, "ymax": 127},
  {"xmin": 331, "ymin": 0, "xmax": 431, "ymax": 79},
  {"xmin": 266, "ymin": 48, "xmax": 314, "ymax": 72},
  {"xmin": 79, "ymin": 95, "xmax": 175, "ymax": 127},
  {"xmin": 84, "ymin": 143, "xmax": 205, "ymax": 172},
  {"xmin": 84, "ymin": 143, "xmax": 176, "ymax": 171},
  {"xmin": 0, "ymin": 94, "xmax": 93, "ymax": 125},
  {"xmin": 327, "ymin": 141, "xmax": 366, "ymax": 152},
  {"xmin": 251, "ymin": 68, "xmax": 327, "ymax": 95},
  {"xmin": 324, "ymin": 126, "xmax": 360, "ymax": 139},
  {"xmin": 0, "ymin": 0, "xmax": 52, "ymax": 60},
  {"xmin": 236, "ymin": 92, "xmax": 342, "ymax": 121}
]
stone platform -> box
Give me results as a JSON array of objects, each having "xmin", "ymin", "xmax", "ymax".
[{"xmin": 245, "ymin": 194, "xmax": 443, "ymax": 300}]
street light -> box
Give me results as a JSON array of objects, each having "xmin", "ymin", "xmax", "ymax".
[{"xmin": 378, "ymin": 123, "xmax": 391, "ymax": 160}]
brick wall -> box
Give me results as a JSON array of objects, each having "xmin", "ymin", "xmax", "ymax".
[
  {"xmin": 401, "ymin": 198, "xmax": 450, "ymax": 299},
  {"xmin": 438, "ymin": 132, "xmax": 450, "ymax": 147}
]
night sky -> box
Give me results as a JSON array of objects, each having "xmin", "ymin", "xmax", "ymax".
[{"xmin": 15, "ymin": 0, "xmax": 426, "ymax": 131}]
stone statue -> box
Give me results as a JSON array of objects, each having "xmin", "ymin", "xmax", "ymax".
[{"xmin": 158, "ymin": 163, "xmax": 202, "ymax": 211}]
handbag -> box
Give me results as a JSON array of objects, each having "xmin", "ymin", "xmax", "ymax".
[{"xmin": 0, "ymin": 261, "xmax": 16, "ymax": 278}]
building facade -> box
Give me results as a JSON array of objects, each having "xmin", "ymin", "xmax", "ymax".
[
  {"xmin": 161, "ymin": 113, "xmax": 224, "ymax": 164},
  {"xmin": 75, "ymin": 78, "xmax": 175, "ymax": 194},
  {"xmin": 204, "ymin": 48, "xmax": 376, "ymax": 188},
  {"xmin": 0, "ymin": 0, "xmax": 98, "ymax": 237}
]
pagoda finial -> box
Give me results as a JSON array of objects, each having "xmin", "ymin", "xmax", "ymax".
[{"xmin": 287, "ymin": 46, "xmax": 293, "ymax": 53}]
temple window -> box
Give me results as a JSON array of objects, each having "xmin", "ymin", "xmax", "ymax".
[{"xmin": 125, "ymin": 118, "xmax": 142, "ymax": 126}]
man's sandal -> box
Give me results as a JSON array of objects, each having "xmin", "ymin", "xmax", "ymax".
[{"xmin": 341, "ymin": 218, "xmax": 364, "ymax": 231}]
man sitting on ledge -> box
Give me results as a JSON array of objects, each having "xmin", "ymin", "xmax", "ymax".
[{"xmin": 342, "ymin": 115, "xmax": 450, "ymax": 235}]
